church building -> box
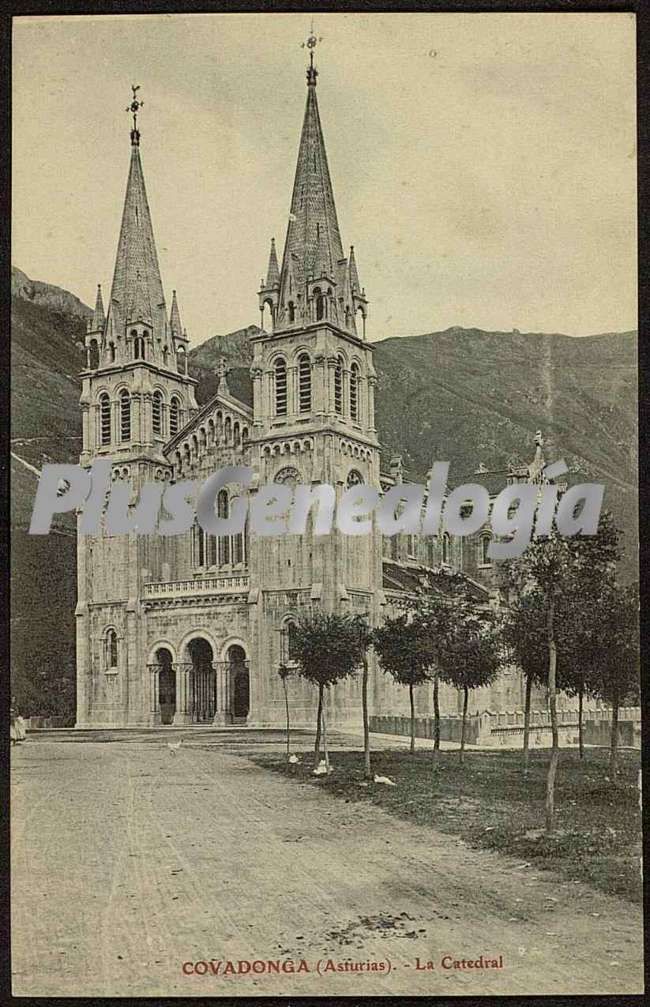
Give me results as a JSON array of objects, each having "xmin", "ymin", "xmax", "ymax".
[{"xmin": 75, "ymin": 46, "xmax": 529, "ymax": 729}]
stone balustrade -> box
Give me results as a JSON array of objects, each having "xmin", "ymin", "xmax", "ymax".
[
  {"xmin": 142, "ymin": 575, "xmax": 250, "ymax": 599},
  {"xmin": 370, "ymin": 706, "xmax": 642, "ymax": 750}
]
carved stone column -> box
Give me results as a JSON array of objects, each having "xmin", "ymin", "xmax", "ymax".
[
  {"xmin": 367, "ymin": 375, "xmax": 377, "ymax": 433},
  {"xmin": 149, "ymin": 667, "xmax": 161, "ymax": 726},
  {"xmin": 213, "ymin": 661, "xmax": 229, "ymax": 726},
  {"xmin": 251, "ymin": 366, "xmax": 264, "ymax": 428}
]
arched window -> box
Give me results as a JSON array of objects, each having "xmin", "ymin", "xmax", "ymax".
[
  {"xmin": 288, "ymin": 302, "xmax": 295, "ymax": 323},
  {"xmin": 119, "ymin": 390, "xmax": 131, "ymax": 442},
  {"xmin": 169, "ymin": 396, "xmax": 180, "ymax": 436},
  {"xmin": 194, "ymin": 525, "xmax": 206, "ymax": 567},
  {"xmin": 88, "ymin": 340, "xmax": 99, "ymax": 369},
  {"xmin": 315, "ymin": 289, "xmax": 324, "ymax": 321},
  {"xmin": 350, "ymin": 362, "xmax": 360, "ymax": 422},
  {"xmin": 152, "ymin": 391, "xmax": 163, "ymax": 436},
  {"xmin": 274, "ymin": 358, "xmax": 287, "ymax": 416},
  {"xmin": 232, "ymin": 502, "xmax": 245, "ymax": 565},
  {"xmin": 105, "ymin": 628, "xmax": 118, "ymax": 670},
  {"xmin": 108, "ymin": 342, "xmax": 116, "ymax": 363},
  {"xmin": 283, "ymin": 619, "xmax": 298, "ymax": 663},
  {"xmin": 479, "ymin": 534, "xmax": 492, "ymax": 567},
  {"xmin": 334, "ymin": 355, "xmax": 343, "ymax": 415},
  {"xmin": 192, "ymin": 434, "xmax": 199, "ymax": 457},
  {"xmin": 99, "ymin": 393, "xmax": 111, "ymax": 446},
  {"xmin": 233, "ymin": 422, "xmax": 241, "ymax": 449},
  {"xmin": 208, "ymin": 417, "xmax": 215, "ymax": 445},
  {"xmin": 298, "ymin": 353, "xmax": 311, "ymax": 413},
  {"xmin": 208, "ymin": 534, "xmax": 218, "ymax": 567},
  {"xmin": 442, "ymin": 532, "xmax": 451, "ymax": 565},
  {"xmin": 133, "ymin": 335, "xmax": 145, "ymax": 360},
  {"xmin": 177, "ymin": 346, "xmax": 186, "ymax": 374},
  {"xmin": 224, "ymin": 416, "xmax": 232, "ymax": 444},
  {"xmin": 217, "ymin": 490, "xmax": 230, "ymax": 566}
]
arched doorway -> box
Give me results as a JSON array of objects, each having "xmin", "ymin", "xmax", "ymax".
[
  {"xmin": 188, "ymin": 638, "xmax": 216, "ymax": 723},
  {"xmin": 156, "ymin": 647, "xmax": 175, "ymax": 725},
  {"xmin": 228, "ymin": 644, "xmax": 249, "ymax": 721}
]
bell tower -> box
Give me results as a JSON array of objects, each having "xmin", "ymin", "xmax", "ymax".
[
  {"xmin": 248, "ymin": 37, "xmax": 383, "ymax": 727},
  {"xmin": 79, "ymin": 86, "xmax": 197, "ymax": 471},
  {"xmin": 76, "ymin": 87, "xmax": 197, "ymax": 728}
]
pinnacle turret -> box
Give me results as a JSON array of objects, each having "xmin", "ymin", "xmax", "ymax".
[
  {"xmin": 91, "ymin": 284, "xmax": 105, "ymax": 332},
  {"xmin": 169, "ymin": 289, "xmax": 183, "ymax": 337},
  {"xmin": 265, "ymin": 238, "xmax": 280, "ymax": 289}
]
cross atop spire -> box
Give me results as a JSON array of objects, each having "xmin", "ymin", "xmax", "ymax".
[
  {"xmin": 301, "ymin": 21, "xmax": 322, "ymax": 86},
  {"xmin": 126, "ymin": 84, "xmax": 143, "ymax": 146}
]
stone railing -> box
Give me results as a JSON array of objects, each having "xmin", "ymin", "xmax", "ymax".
[
  {"xmin": 142, "ymin": 575, "xmax": 250, "ymax": 599},
  {"xmin": 370, "ymin": 706, "xmax": 642, "ymax": 750}
]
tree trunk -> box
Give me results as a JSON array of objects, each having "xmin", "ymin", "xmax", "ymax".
[
  {"xmin": 282, "ymin": 675, "xmax": 291, "ymax": 762},
  {"xmin": 545, "ymin": 594, "xmax": 560, "ymax": 834},
  {"xmin": 409, "ymin": 681, "xmax": 416, "ymax": 755},
  {"xmin": 523, "ymin": 672, "xmax": 533, "ymax": 774},
  {"xmin": 578, "ymin": 683, "xmax": 584, "ymax": 760},
  {"xmin": 432, "ymin": 671, "xmax": 441, "ymax": 758},
  {"xmin": 459, "ymin": 686, "xmax": 469, "ymax": 766},
  {"xmin": 322, "ymin": 689, "xmax": 330, "ymax": 771},
  {"xmin": 361, "ymin": 658, "xmax": 372, "ymax": 779},
  {"xmin": 610, "ymin": 685, "xmax": 620, "ymax": 776},
  {"xmin": 314, "ymin": 684, "xmax": 323, "ymax": 766}
]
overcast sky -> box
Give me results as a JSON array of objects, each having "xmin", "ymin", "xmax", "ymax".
[{"xmin": 13, "ymin": 12, "xmax": 636, "ymax": 346}]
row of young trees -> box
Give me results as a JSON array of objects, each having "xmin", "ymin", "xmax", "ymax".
[{"xmin": 280, "ymin": 512, "xmax": 639, "ymax": 834}]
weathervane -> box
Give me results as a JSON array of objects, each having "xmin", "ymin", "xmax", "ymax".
[
  {"xmin": 301, "ymin": 19, "xmax": 322, "ymax": 85},
  {"xmin": 126, "ymin": 84, "xmax": 143, "ymax": 145}
]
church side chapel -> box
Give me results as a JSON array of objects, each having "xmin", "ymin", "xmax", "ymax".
[{"xmin": 75, "ymin": 43, "xmax": 546, "ymax": 730}]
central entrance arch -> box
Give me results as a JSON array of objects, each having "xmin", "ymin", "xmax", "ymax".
[{"xmin": 187, "ymin": 637, "xmax": 216, "ymax": 723}]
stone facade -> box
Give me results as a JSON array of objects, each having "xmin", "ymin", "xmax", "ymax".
[{"xmin": 76, "ymin": 59, "xmax": 538, "ymax": 730}]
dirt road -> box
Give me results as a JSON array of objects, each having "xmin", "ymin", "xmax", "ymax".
[{"xmin": 11, "ymin": 736, "xmax": 644, "ymax": 996}]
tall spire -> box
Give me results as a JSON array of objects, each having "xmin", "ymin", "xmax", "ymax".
[
  {"xmin": 267, "ymin": 33, "xmax": 367, "ymax": 338},
  {"xmin": 106, "ymin": 86, "xmax": 166, "ymax": 341},
  {"xmin": 91, "ymin": 284, "xmax": 105, "ymax": 332},
  {"xmin": 280, "ymin": 57, "xmax": 344, "ymax": 287}
]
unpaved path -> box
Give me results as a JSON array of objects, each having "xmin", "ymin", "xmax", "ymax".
[{"xmin": 11, "ymin": 739, "xmax": 644, "ymax": 996}]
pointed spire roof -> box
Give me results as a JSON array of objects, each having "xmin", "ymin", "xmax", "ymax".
[
  {"xmin": 279, "ymin": 71, "xmax": 344, "ymax": 298},
  {"xmin": 169, "ymin": 289, "xmax": 183, "ymax": 337},
  {"xmin": 91, "ymin": 284, "xmax": 105, "ymax": 331},
  {"xmin": 108, "ymin": 141, "xmax": 165, "ymax": 331},
  {"xmin": 265, "ymin": 238, "xmax": 280, "ymax": 288},
  {"xmin": 348, "ymin": 245, "xmax": 361, "ymax": 294}
]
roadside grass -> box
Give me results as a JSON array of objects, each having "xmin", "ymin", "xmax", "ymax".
[{"xmin": 250, "ymin": 746, "xmax": 642, "ymax": 903}]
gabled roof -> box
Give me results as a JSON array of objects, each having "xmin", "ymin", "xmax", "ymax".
[
  {"xmin": 382, "ymin": 559, "xmax": 491, "ymax": 603},
  {"xmin": 163, "ymin": 386, "xmax": 253, "ymax": 455}
]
